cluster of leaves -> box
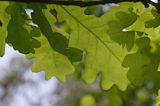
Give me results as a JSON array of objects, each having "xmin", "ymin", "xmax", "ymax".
[{"xmin": 1, "ymin": 1, "xmax": 160, "ymax": 103}]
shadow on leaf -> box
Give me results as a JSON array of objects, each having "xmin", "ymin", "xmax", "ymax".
[
  {"xmin": 123, "ymin": 37, "xmax": 160, "ymax": 86},
  {"xmin": 107, "ymin": 10, "xmax": 138, "ymax": 51}
]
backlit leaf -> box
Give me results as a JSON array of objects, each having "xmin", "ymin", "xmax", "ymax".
[
  {"xmin": 27, "ymin": 35, "xmax": 74, "ymax": 81},
  {"xmin": 47, "ymin": 3, "xmax": 142, "ymax": 90}
]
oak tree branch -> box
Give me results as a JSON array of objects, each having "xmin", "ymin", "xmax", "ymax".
[{"xmin": 0, "ymin": 0, "xmax": 160, "ymax": 11}]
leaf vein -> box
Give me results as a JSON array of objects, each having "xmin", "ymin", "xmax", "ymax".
[{"xmin": 61, "ymin": 6, "xmax": 122, "ymax": 62}]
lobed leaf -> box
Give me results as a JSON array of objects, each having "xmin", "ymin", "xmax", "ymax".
[
  {"xmin": 47, "ymin": 3, "xmax": 141, "ymax": 90},
  {"xmin": 27, "ymin": 35, "xmax": 74, "ymax": 82}
]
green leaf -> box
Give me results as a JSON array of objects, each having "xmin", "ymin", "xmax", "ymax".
[
  {"xmin": 145, "ymin": 9, "xmax": 160, "ymax": 28},
  {"xmin": 123, "ymin": 37, "xmax": 150, "ymax": 86},
  {"xmin": 26, "ymin": 2, "xmax": 159, "ymax": 90},
  {"xmin": 107, "ymin": 8, "xmax": 138, "ymax": 51},
  {"xmin": 30, "ymin": 4, "xmax": 83, "ymax": 62},
  {"xmin": 31, "ymin": 5, "xmax": 68, "ymax": 53},
  {"xmin": 46, "ymin": 3, "xmax": 143, "ymax": 90},
  {"xmin": 125, "ymin": 6, "xmax": 160, "ymax": 86},
  {"xmin": 127, "ymin": 6, "xmax": 160, "ymax": 43},
  {"xmin": 6, "ymin": 3, "xmax": 40, "ymax": 54},
  {"xmin": 0, "ymin": 2, "xmax": 10, "ymax": 56},
  {"xmin": 27, "ymin": 35, "xmax": 74, "ymax": 81}
]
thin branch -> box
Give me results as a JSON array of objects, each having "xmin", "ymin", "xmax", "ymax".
[
  {"xmin": 0, "ymin": 0, "xmax": 160, "ymax": 11},
  {"xmin": 0, "ymin": 0, "xmax": 152, "ymax": 6}
]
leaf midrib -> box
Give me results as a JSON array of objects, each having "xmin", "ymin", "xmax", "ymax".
[{"xmin": 61, "ymin": 6, "xmax": 122, "ymax": 62}]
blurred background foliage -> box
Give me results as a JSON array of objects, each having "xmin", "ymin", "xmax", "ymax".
[
  {"xmin": 0, "ymin": 54, "xmax": 159, "ymax": 106},
  {"xmin": 0, "ymin": 55, "xmax": 57, "ymax": 106}
]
